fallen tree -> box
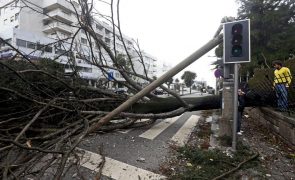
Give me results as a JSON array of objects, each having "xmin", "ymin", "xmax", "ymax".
[{"xmin": 0, "ymin": 0, "xmax": 241, "ymax": 179}]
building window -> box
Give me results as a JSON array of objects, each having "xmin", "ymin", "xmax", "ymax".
[
  {"xmin": 4, "ymin": 19, "xmax": 7, "ymax": 25},
  {"xmin": 1, "ymin": 38, "xmax": 12, "ymax": 48},
  {"xmin": 37, "ymin": 43, "xmax": 52, "ymax": 53},
  {"xmin": 81, "ymin": 38, "xmax": 87, "ymax": 44},
  {"xmin": 43, "ymin": 20, "xmax": 51, "ymax": 26},
  {"xmin": 96, "ymin": 24, "xmax": 103, "ymax": 30},
  {"xmin": 10, "ymin": 16, "xmax": 14, "ymax": 22},
  {"xmin": 27, "ymin": 42, "xmax": 36, "ymax": 49},
  {"xmin": 84, "ymin": 67, "xmax": 92, "ymax": 73},
  {"xmin": 16, "ymin": 39, "xmax": 26, "ymax": 47},
  {"xmin": 105, "ymin": 37, "xmax": 110, "ymax": 44},
  {"xmin": 37, "ymin": 43, "xmax": 43, "ymax": 50},
  {"xmin": 62, "ymin": 10, "xmax": 70, "ymax": 15},
  {"xmin": 105, "ymin": 29, "xmax": 111, "ymax": 35},
  {"xmin": 77, "ymin": 66, "xmax": 92, "ymax": 73},
  {"xmin": 6, "ymin": 38, "xmax": 12, "ymax": 44},
  {"xmin": 15, "ymin": 13, "xmax": 19, "ymax": 20},
  {"xmin": 97, "ymin": 34, "xmax": 103, "ymax": 39},
  {"xmin": 15, "ymin": 25, "xmax": 19, "ymax": 28},
  {"xmin": 44, "ymin": 46, "xmax": 53, "ymax": 53},
  {"xmin": 0, "ymin": 41, "xmax": 5, "ymax": 48}
]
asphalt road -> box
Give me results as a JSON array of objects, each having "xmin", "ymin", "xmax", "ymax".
[
  {"xmin": 47, "ymin": 92, "xmax": 213, "ymax": 180},
  {"xmin": 60, "ymin": 110, "xmax": 204, "ymax": 180}
]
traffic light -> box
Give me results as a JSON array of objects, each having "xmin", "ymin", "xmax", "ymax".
[{"xmin": 223, "ymin": 19, "xmax": 250, "ymax": 64}]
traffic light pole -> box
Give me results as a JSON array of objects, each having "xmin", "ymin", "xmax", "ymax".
[
  {"xmin": 223, "ymin": 19, "xmax": 250, "ymax": 151},
  {"xmin": 232, "ymin": 63, "xmax": 239, "ymax": 151}
]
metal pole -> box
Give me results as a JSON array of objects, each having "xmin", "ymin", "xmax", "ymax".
[
  {"xmin": 89, "ymin": 34, "xmax": 223, "ymax": 133},
  {"xmin": 232, "ymin": 63, "xmax": 239, "ymax": 151}
]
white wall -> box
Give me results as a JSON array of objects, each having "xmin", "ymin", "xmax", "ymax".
[{"xmin": 19, "ymin": 0, "xmax": 44, "ymax": 34}]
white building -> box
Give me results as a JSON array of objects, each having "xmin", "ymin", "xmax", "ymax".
[
  {"xmin": 155, "ymin": 62, "xmax": 172, "ymax": 77},
  {"xmin": 0, "ymin": 0, "xmax": 157, "ymax": 87}
]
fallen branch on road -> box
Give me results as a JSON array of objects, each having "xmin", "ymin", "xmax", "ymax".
[{"xmin": 212, "ymin": 153, "xmax": 259, "ymax": 180}]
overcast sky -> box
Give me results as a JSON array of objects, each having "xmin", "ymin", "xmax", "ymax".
[{"xmin": 95, "ymin": 0, "xmax": 239, "ymax": 87}]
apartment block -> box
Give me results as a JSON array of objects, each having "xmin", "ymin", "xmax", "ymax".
[{"xmin": 0, "ymin": 0, "xmax": 157, "ymax": 87}]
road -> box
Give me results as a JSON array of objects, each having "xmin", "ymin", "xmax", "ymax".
[{"xmin": 61, "ymin": 93, "xmax": 211, "ymax": 180}]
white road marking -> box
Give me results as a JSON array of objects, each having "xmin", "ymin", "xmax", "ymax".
[
  {"xmin": 171, "ymin": 115, "xmax": 200, "ymax": 146},
  {"xmin": 76, "ymin": 148, "xmax": 166, "ymax": 180},
  {"xmin": 139, "ymin": 116, "xmax": 180, "ymax": 140}
]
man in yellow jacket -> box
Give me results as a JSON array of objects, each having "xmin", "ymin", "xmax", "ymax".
[{"xmin": 273, "ymin": 60, "xmax": 292, "ymax": 111}]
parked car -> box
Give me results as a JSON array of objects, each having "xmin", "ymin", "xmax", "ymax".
[
  {"xmin": 114, "ymin": 88, "xmax": 127, "ymax": 94},
  {"xmin": 153, "ymin": 88, "xmax": 164, "ymax": 95},
  {"xmin": 207, "ymin": 88, "xmax": 215, "ymax": 94}
]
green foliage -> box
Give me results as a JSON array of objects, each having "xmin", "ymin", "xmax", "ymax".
[
  {"xmin": 192, "ymin": 84, "xmax": 197, "ymax": 90},
  {"xmin": 247, "ymin": 58, "xmax": 295, "ymax": 108},
  {"xmin": 241, "ymin": 0, "xmax": 295, "ymax": 73},
  {"xmin": 172, "ymin": 144, "xmax": 261, "ymax": 179},
  {"xmin": 238, "ymin": 0, "xmax": 295, "ymax": 60},
  {"xmin": 116, "ymin": 53, "xmax": 131, "ymax": 73},
  {"xmin": 38, "ymin": 58, "xmax": 65, "ymax": 74},
  {"xmin": 248, "ymin": 58, "xmax": 295, "ymax": 87},
  {"xmin": 215, "ymin": 43, "xmax": 223, "ymax": 58},
  {"xmin": 166, "ymin": 77, "xmax": 173, "ymax": 88},
  {"xmin": 248, "ymin": 68, "xmax": 274, "ymax": 92},
  {"xmin": 215, "ymin": 0, "xmax": 295, "ymax": 76},
  {"xmin": 218, "ymin": 135, "xmax": 233, "ymax": 146},
  {"xmin": 166, "ymin": 77, "xmax": 173, "ymax": 85},
  {"xmin": 181, "ymin": 71, "xmax": 197, "ymax": 88},
  {"xmin": 0, "ymin": 59, "xmax": 68, "ymax": 96}
]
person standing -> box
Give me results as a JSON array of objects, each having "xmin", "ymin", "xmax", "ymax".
[
  {"xmin": 237, "ymin": 87, "xmax": 246, "ymax": 135},
  {"xmin": 273, "ymin": 60, "xmax": 292, "ymax": 111}
]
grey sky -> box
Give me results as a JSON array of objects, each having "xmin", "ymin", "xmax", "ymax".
[{"xmin": 95, "ymin": 0, "xmax": 239, "ymax": 87}]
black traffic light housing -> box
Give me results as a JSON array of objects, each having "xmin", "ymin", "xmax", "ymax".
[{"xmin": 223, "ymin": 19, "xmax": 250, "ymax": 64}]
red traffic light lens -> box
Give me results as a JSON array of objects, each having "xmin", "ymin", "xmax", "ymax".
[{"xmin": 232, "ymin": 23, "xmax": 243, "ymax": 35}]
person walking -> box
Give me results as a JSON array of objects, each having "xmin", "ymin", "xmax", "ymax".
[{"xmin": 273, "ymin": 60, "xmax": 292, "ymax": 111}]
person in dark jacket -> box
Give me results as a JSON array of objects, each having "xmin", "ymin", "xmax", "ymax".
[{"xmin": 237, "ymin": 88, "xmax": 246, "ymax": 134}]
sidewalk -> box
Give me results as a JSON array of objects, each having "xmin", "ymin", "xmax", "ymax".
[
  {"xmin": 160, "ymin": 110, "xmax": 295, "ymax": 179},
  {"xmin": 240, "ymin": 112, "xmax": 295, "ymax": 179}
]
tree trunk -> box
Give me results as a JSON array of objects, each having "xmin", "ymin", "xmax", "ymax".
[
  {"xmin": 132, "ymin": 94, "xmax": 263, "ymax": 114},
  {"xmin": 132, "ymin": 95, "xmax": 221, "ymax": 113}
]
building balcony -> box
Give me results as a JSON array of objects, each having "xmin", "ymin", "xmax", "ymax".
[
  {"xmin": 43, "ymin": 22, "xmax": 73, "ymax": 34},
  {"xmin": 79, "ymin": 72, "xmax": 99, "ymax": 80},
  {"xmin": 43, "ymin": 9, "xmax": 75, "ymax": 24},
  {"xmin": 42, "ymin": 0, "xmax": 75, "ymax": 13},
  {"xmin": 94, "ymin": 28, "xmax": 104, "ymax": 36}
]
